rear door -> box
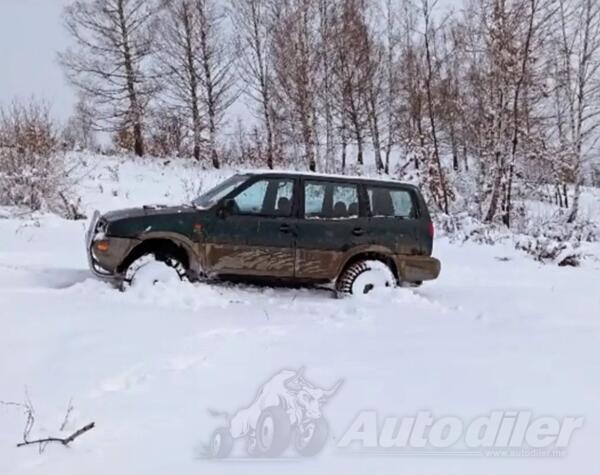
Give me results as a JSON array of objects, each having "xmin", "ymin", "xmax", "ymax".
[
  {"xmin": 204, "ymin": 176, "xmax": 298, "ymax": 278},
  {"xmin": 363, "ymin": 184, "xmax": 422, "ymax": 255},
  {"xmin": 295, "ymin": 179, "xmax": 367, "ymax": 281}
]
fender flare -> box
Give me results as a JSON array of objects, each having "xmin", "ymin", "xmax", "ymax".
[
  {"xmin": 335, "ymin": 245, "xmax": 400, "ymax": 281},
  {"xmin": 120, "ymin": 232, "xmax": 201, "ymax": 276}
]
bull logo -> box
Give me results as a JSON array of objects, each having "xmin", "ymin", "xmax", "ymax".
[{"xmin": 206, "ymin": 368, "xmax": 343, "ymax": 458}]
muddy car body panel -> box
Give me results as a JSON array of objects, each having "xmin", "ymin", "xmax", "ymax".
[{"xmin": 86, "ymin": 172, "xmax": 441, "ymax": 286}]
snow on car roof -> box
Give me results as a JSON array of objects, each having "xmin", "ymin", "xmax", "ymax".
[{"xmin": 239, "ymin": 169, "xmax": 417, "ymax": 187}]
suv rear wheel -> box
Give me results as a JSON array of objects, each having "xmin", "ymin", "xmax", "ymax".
[
  {"xmin": 123, "ymin": 252, "xmax": 186, "ymax": 289},
  {"xmin": 337, "ymin": 260, "xmax": 397, "ymax": 296}
]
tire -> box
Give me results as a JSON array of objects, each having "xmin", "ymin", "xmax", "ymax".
[
  {"xmin": 403, "ymin": 280, "xmax": 423, "ymax": 288},
  {"xmin": 254, "ymin": 406, "xmax": 292, "ymax": 457},
  {"xmin": 337, "ymin": 259, "xmax": 397, "ymax": 296},
  {"xmin": 122, "ymin": 252, "xmax": 186, "ymax": 289},
  {"xmin": 294, "ymin": 418, "xmax": 329, "ymax": 457},
  {"xmin": 209, "ymin": 427, "xmax": 234, "ymax": 458}
]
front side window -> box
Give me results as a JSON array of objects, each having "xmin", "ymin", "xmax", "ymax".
[
  {"xmin": 304, "ymin": 181, "xmax": 359, "ymax": 219},
  {"xmin": 367, "ymin": 186, "xmax": 416, "ymax": 218},
  {"xmin": 232, "ymin": 178, "xmax": 294, "ymax": 216},
  {"xmin": 192, "ymin": 174, "xmax": 248, "ymax": 208}
]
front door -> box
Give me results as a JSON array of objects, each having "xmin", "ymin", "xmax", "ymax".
[{"xmin": 204, "ymin": 177, "xmax": 297, "ymax": 278}]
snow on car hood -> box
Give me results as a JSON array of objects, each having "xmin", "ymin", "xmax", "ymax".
[{"xmin": 102, "ymin": 204, "xmax": 193, "ymax": 222}]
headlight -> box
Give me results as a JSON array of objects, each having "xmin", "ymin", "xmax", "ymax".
[{"xmin": 96, "ymin": 218, "xmax": 108, "ymax": 235}]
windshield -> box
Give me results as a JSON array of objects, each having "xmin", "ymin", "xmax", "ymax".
[{"xmin": 192, "ymin": 174, "xmax": 248, "ymax": 208}]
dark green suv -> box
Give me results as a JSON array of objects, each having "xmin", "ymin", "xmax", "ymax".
[{"xmin": 86, "ymin": 172, "xmax": 440, "ymax": 294}]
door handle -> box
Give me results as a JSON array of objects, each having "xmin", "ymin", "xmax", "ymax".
[
  {"xmin": 352, "ymin": 227, "xmax": 365, "ymax": 236},
  {"xmin": 280, "ymin": 223, "xmax": 295, "ymax": 235}
]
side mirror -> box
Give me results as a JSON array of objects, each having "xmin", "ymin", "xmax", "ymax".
[{"xmin": 218, "ymin": 198, "xmax": 236, "ymax": 218}]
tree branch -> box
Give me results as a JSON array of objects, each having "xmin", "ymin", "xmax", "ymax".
[{"xmin": 16, "ymin": 422, "xmax": 95, "ymax": 449}]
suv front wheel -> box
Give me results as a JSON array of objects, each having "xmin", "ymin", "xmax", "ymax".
[
  {"xmin": 337, "ymin": 260, "xmax": 397, "ymax": 296},
  {"xmin": 123, "ymin": 253, "xmax": 186, "ymax": 289}
]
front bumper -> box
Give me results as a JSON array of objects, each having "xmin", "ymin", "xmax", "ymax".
[
  {"xmin": 86, "ymin": 211, "xmax": 112, "ymax": 279},
  {"xmin": 85, "ymin": 211, "xmax": 136, "ymax": 282}
]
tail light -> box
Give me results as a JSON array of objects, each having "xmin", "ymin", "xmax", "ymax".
[{"xmin": 427, "ymin": 221, "xmax": 435, "ymax": 239}]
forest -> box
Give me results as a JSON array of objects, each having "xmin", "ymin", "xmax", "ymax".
[{"xmin": 1, "ymin": 0, "xmax": 600, "ymax": 233}]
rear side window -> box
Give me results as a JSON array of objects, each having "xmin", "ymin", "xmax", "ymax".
[
  {"xmin": 304, "ymin": 181, "xmax": 359, "ymax": 219},
  {"xmin": 366, "ymin": 186, "xmax": 417, "ymax": 218}
]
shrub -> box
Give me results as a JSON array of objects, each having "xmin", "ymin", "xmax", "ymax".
[{"xmin": 0, "ymin": 99, "xmax": 82, "ymax": 218}]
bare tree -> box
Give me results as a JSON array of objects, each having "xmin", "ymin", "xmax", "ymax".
[
  {"xmin": 146, "ymin": 104, "xmax": 190, "ymax": 157},
  {"xmin": 272, "ymin": 0, "xmax": 319, "ymax": 171},
  {"xmin": 331, "ymin": 0, "xmax": 372, "ymax": 168},
  {"xmin": 382, "ymin": 0, "xmax": 401, "ymax": 174},
  {"xmin": 63, "ymin": 94, "xmax": 97, "ymax": 151},
  {"xmin": 317, "ymin": 0, "xmax": 337, "ymax": 172},
  {"xmin": 453, "ymin": 0, "xmax": 548, "ymax": 224},
  {"xmin": 196, "ymin": 0, "xmax": 237, "ymax": 168},
  {"xmin": 397, "ymin": 0, "xmax": 427, "ymax": 173},
  {"xmin": 360, "ymin": 7, "xmax": 386, "ymax": 173},
  {"xmin": 59, "ymin": 0, "xmax": 159, "ymax": 157},
  {"xmin": 420, "ymin": 0, "xmax": 450, "ymax": 214},
  {"xmin": 231, "ymin": 0, "xmax": 277, "ymax": 169},
  {"xmin": 156, "ymin": 0, "xmax": 236, "ymax": 166},
  {"xmin": 550, "ymin": 0, "xmax": 600, "ymax": 223},
  {"xmin": 500, "ymin": 0, "xmax": 546, "ymax": 227},
  {"xmin": 478, "ymin": 0, "xmax": 539, "ymax": 224},
  {"xmin": 155, "ymin": 0, "xmax": 205, "ymax": 160},
  {"xmin": 437, "ymin": 25, "xmax": 465, "ymax": 173}
]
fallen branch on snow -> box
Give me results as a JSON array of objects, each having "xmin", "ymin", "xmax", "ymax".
[
  {"xmin": 16, "ymin": 422, "xmax": 95, "ymax": 449},
  {"xmin": 1, "ymin": 390, "xmax": 95, "ymax": 452}
]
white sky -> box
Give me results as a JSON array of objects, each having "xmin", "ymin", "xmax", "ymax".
[
  {"xmin": 0, "ymin": 0, "xmax": 460, "ymax": 125},
  {"xmin": 0, "ymin": 0, "xmax": 75, "ymax": 121}
]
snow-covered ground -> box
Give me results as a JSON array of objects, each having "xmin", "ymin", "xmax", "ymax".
[{"xmin": 1, "ymin": 155, "xmax": 599, "ymax": 475}]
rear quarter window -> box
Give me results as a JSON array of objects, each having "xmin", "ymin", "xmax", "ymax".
[{"xmin": 366, "ymin": 186, "xmax": 418, "ymax": 219}]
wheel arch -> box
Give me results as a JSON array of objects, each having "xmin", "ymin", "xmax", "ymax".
[
  {"xmin": 117, "ymin": 236, "xmax": 194, "ymax": 275},
  {"xmin": 336, "ymin": 247, "xmax": 400, "ymax": 284}
]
